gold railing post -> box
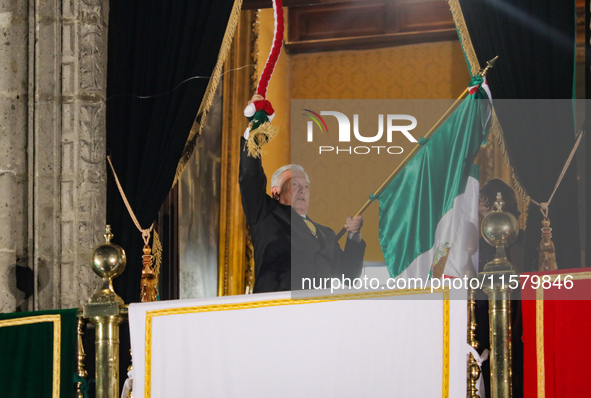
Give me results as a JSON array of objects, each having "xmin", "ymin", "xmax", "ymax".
[
  {"xmin": 478, "ymin": 193, "xmax": 519, "ymax": 398},
  {"xmin": 482, "ymin": 280, "xmax": 513, "ymax": 398},
  {"xmin": 467, "ymin": 288, "xmax": 481, "ymax": 397},
  {"xmin": 83, "ymin": 225, "xmax": 127, "ymax": 398},
  {"xmin": 76, "ymin": 315, "xmax": 88, "ymax": 398}
]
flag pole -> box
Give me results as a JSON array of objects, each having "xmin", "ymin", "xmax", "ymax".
[{"xmin": 336, "ymin": 56, "xmax": 498, "ymax": 240}]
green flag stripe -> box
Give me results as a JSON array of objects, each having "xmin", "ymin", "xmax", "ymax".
[{"xmin": 378, "ymin": 86, "xmax": 490, "ymax": 278}]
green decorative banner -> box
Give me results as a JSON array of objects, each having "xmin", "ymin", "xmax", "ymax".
[{"xmin": 0, "ymin": 308, "xmax": 78, "ymax": 398}]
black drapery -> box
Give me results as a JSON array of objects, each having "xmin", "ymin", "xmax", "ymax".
[
  {"xmin": 458, "ymin": 0, "xmax": 581, "ymax": 270},
  {"xmin": 106, "ymin": 1, "xmax": 237, "ymax": 304}
]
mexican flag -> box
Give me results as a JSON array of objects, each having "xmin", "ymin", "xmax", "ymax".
[{"xmin": 378, "ymin": 76, "xmax": 492, "ymax": 280}]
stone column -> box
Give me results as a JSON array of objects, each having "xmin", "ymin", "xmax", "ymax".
[
  {"xmin": 56, "ymin": 0, "xmax": 109, "ymax": 308},
  {"xmin": 32, "ymin": 0, "xmax": 108, "ymax": 310},
  {"xmin": 0, "ymin": 0, "xmax": 29, "ymax": 313},
  {"xmin": 0, "ymin": 0, "xmax": 108, "ymax": 312}
]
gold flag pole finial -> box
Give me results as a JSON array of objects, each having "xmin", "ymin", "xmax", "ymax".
[{"xmin": 478, "ymin": 55, "xmax": 498, "ymax": 77}]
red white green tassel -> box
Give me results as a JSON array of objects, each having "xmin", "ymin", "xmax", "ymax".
[{"xmin": 243, "ymin": 0, "xmax": 283, "ymax": 158}]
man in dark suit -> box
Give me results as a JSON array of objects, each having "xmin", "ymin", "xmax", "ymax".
[{"xmin": 239, "ymin": 137, "xmax": 365, "ymax": 293}]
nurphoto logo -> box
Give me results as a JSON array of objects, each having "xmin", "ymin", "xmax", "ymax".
[{"xmin": 303, "ymin": 109, "xmax": 418, "ymax": 155}]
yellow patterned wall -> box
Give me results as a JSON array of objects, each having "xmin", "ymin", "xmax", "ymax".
[
  {"xmin": 291, "ymin": 42, "xmax": 468, "ymax": 100},
  {"xmin": 258, "ymin": 9, "xmax": 470, "ymax": 263}
]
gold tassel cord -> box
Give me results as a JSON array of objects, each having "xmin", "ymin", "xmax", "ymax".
[
  {"xmin": 530, "ymin": 129, "xmax": 584, "ymax": 217},
  {"xmin": 173, "ymin": 0, "xmax": 244, "ymax": 187},
  {"xmin": 141, "ymin": 244, "xmax": 158, "ymax": 303},
  {"xmin": 246, "ymin": 122, "xmax": 279, "ymax": 158},
  {"xmin": 139, "ymin": 229, "xmax": 163, "ymax": 303},
  {"xmin": 106, "ymin": 155, "xmax": 157, "ymax": 301},
  {"xmin": 152, "ymin": 230, "xmax": 163, "ymax": 281},
  {"xmin": 538, "ymin": 217, "xmax": 557, "ymax": 271},
  {"xmin": 529, "ymin": 129, "xmax": 584, "ymax": 271}
]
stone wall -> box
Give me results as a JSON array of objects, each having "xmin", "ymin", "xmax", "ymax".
[{"xmin": 0, "ymin": 0, "xmax": 28, "ymax": 312}]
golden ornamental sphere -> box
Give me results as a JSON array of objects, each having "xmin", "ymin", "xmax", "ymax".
[
  {"xmin": 90, "ymin": 225, "xmax": 127, "ymax": 279},
  {"xmin": 92, "ymin": 245, "xmax": 126, "ymax": 279},
  {"xmin": 481, "ymin": 192, "xmax": 519, "ymax": 248}
]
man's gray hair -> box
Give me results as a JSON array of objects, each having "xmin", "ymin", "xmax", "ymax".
[{"xmin": 271, "ymin": 164, "xmax": 310, "ymax": 190}]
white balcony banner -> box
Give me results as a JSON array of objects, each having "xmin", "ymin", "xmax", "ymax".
[{"xmin": 129, "ymin": 288, "xmax": 468, "ymax": 398}]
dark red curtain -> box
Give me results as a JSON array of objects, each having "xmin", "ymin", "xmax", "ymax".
[
  {"xmin": 458, "ymin": 0, "xmax": 581, "ymax": 270},
  {"xmin": 106, "ymin": 1, "xmax": 236, "ymax": 304}
]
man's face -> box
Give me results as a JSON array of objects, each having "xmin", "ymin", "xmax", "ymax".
[{"xmin": 277, "ymin": 170, "xmax": 310, "ymax": 215}]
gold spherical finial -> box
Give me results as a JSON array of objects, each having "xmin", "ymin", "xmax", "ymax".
[
  {"xmin": 91, "ymin": 225, "xmax": 126, "ymax": 279},
  {"xmin": 481, "ymin": 192, "xmax": 519, "ymax": 272},
  {"xmin": 89, "ymin": 225, "xmax": 127, "ymax": 303},
  {"xmin": 481, "ymin": 192, "xmax": 518, "ymax": 248},
  {"xmin": 92, "ymin": 245, "xmax": 126, "ymax": 280}
]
